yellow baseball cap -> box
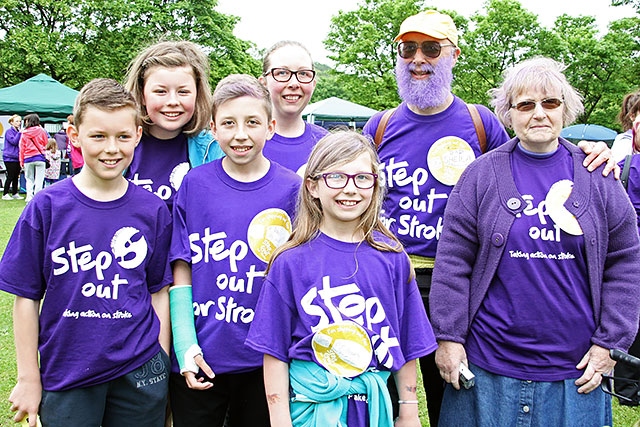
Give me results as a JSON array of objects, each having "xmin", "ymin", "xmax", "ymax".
[{"xmin": 395, "ymin": 10, "xmax": 459, "ymax": 46}]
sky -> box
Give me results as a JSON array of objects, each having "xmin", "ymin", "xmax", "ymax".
[{"xmin": 215, "ymin": 0, "xmax": 637, "ymax": 64}]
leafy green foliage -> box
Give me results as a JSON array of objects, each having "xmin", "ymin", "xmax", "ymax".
[
  {"xmin": 323, "ymin": 0, "xmax": 426, "ymax": 110},
  {"xmin": 0, "ymin": 0, "xmax": 261, "ymax": 90},
  {"xmin": 323, "ymin": 0, "xmax": 640, "ymax": 131},
  {"xmin": 453, "ymin": 0, "xmax": 547, "ymax": 105},
  {"xmin": 612, "ymin": 0, "xmax": 640, "ymax": 10}
]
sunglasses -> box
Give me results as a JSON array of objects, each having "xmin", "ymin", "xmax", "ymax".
[
  {"xmin": 511, "ymin": 98, "xmax": 563, "ymax": 112},
  {"xmin": 397, "ymin": 41, "xmax": 456, "ymax": 59}
]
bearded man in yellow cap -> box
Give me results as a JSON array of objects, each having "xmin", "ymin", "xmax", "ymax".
[{"xmin": 363, "ymin": 9, "xmax": 617, "ymax": 427}]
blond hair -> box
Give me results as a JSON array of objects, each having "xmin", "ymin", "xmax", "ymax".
[
  {"xmin": 124, "ymin": 40, "xmax": 212, "ymax": 136},
  {"xmin": 8, "ymin": 114, "xmax": 21, "ymax": 126},
  {"xmin": 262, "ymin": 40, "xmax": 314, "ymax": 75},
  {"xmin": 268, "ymin": 131, "xmax": 405, "ymax": 272}
]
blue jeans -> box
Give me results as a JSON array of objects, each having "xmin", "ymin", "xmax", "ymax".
[
  {"xmin": 438, "ymin": 363, "xmax": 612, "ymax": 427},
  {"xmin": 39, "ymin": 350, "xmax": 169, "ymax": 427}
]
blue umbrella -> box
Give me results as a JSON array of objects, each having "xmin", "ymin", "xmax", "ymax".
[{"xmin": 560, "ymin": 124, "xmax": 618, "ymax": 146}]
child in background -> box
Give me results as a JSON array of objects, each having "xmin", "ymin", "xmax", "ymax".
[
  {"xmin": 168, "ymin": 74, "xmax": 301, "ymax": 427},
  {"xmin": 612, "ymin": 91, "xmax": 640, "ymax": 162},
  {"xmin": 616, "ymin": 111, "xmax": 640, "ymax": 404},
  {"xmin": 44, "ymin": 138, "xmax": 61, "ymax": 186},
  {"xmin": 124, "ymin": 40, "xmax": 224, "ymax": 211},
  {"xmin": 259, "ymin": 40, "xmax": 327, "ymax": 175},
  {"xmin": 0, "ymin": 79, "xmax": 173, "ymax": 427},
  {"xmin": 66, "ymin": 115, "xmax": 83, "ymax": 174},
  {"xmin": 246, "ymin": 131, "xmax": 437, "ymax": 427}
]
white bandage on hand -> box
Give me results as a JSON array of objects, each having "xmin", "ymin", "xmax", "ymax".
[{"xmin": 181, "ymin": 343, "xmax": 204, "ymax": 375}]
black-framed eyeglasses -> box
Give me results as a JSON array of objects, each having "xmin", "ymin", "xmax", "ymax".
[
  {"xmin": 397, "ymin": 41, "xmax": 456, "ymax": 59},
  {"xmin": 601, "ymin": 374, "xmax": 640, "ymax": 403},
  {"xmin": 511, "ymin": 98, "xmax": 564, "ymax": 112},
  {"xmin": 264, "ymin": 68, "xmax": 316, "ymax": 83},
  {"xmin": 317, "ymin": 172, "xmax": 378, "ymax": 189}
]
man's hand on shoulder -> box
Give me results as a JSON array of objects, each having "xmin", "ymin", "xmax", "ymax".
[{"xmin": 577, "ymin": 140, "xmax": 620, "ymax": 179}]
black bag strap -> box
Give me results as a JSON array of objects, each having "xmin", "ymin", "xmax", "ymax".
[{"xmin": 622, "ymin": 154, "xmax": 633, "ymax": 190}]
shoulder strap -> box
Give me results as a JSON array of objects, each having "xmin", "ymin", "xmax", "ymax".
[
  {"xmin": 622, "ymin": 154, "xmax": 633, "ymax": 190},
  {"xmin": 467, "ymin": 104, "xmax": 487, "ymax": 154},
  {"xmin": 373, "ymin": 107, "xmax": 397, "ymax": 150}
]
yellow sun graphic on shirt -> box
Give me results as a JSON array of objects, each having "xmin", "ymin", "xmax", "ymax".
[
  {"xmin": 427, "ymin": 136, "xmax": 476, "ymax": 186},
  {"xmin": 247, "ymin": 208, "xmax": 292, "ymax": 263},
  {"xmin": 312, "ymin": 321, "xmax": 373, "ymax": 378}
]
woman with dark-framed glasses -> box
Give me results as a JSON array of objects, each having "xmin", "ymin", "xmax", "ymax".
[
  {"xmin": 259, "ymin": 41, "xmax": 328, "ymax": 175},
  {"xmin": 430, "ymin": 57, "xmax": 640, "ymax": 426}
]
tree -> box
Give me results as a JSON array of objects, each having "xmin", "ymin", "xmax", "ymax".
[
  {"xmin": 324, "ymin": 0, "xmax": 425, "ymax": 110},
  {"xmin": 611, "ymin": 0, "xmax": 640, "ymax": 10},
  {"xmin": 551, "ymin": 14, "xmax": 640, "ymax": 129},
  {"xmin": 323, "ymin": 0, "xmax": 640, "ymax": 129},
  {"xmin": 453, "ymin": 0, "xmax": 550, "ymax": 105},
  {"xmin": 311, "ymin": 63, "xmax": 350, "ymax": 102},
  {"xmin": 0, "ymin": 0, "xmax": 260, "ymax": 90}
]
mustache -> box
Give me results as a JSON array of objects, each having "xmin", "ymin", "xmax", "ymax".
[{"xmin": 408, "ymin": 63, "xmax": 435, "ymax": 74}]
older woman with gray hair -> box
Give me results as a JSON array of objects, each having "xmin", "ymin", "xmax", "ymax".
[{"xmin": 429, "ymin": 57, "xmax": 640, "ymax": 425}]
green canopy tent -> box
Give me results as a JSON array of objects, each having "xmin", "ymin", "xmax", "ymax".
[
  {"xmin": 302, "ymin": 97, "xmax": 378, "ymax": 130},
  {"xmin": 0, "ymin": 74, "xmax": 79, "ymax": 123}
]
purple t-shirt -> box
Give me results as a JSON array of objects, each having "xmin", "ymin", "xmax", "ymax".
[
  {"xmin": 363, "ymin": 98, "xmax": 509, "ymax": 258},
  {"xmin": 246, "ymin": 232, "xmax": 437, "ymax": 372},
  {"xmin": 126, "ymin": 132, "xmax": 190, "ymax": 211},
  {"xmin": 170, "ymin": 159, "xmax": 301, "ymax": 374},
  {"xmin": 0, "ymin": 179, "xmax": 173, "ymax": 391},
  {"xmin": 620, "ymin": 155, "xmax": 640, "ymax": 234},
  {"xmin": 467, "ymin": 144, "xmax": 592, "ymax": 381},
  {"xmin": 263, "ymin": 122, "xmax": 328, "ymax": 175}
]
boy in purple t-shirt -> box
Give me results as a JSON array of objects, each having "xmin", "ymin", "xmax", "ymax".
[
  {"xmin": 0, "ymin": 79, "xmax": 173, "ymax": 427},
  {"xmin": 168, "ymin": 74, "xmax": 301, "ymax": 427}
]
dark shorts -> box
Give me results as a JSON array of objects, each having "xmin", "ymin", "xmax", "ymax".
[
  {"xmin": 169, "ymin": 367, "xmax": 270, "ymax": 427},
  {"xmin": 40, "ymin": 350, "xmax": 169, "ymax": 427}
]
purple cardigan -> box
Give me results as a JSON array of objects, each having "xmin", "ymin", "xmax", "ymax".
[{"xmin": 430, "ymin": 137, "xmax": 640, "ymax": 352}]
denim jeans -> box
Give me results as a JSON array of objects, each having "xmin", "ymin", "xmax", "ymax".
[
  {"xmin": 40, "ymin": 350, "xmax": 169, "ymax": 427},
  {"xmin": 438, "ymin": 362, "xmax": 612, "ymax": 427}
]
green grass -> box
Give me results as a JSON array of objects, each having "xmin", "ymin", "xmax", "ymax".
[
  {"xmin": 0, "ymin": 198, "xmax": 25, "ymax": 426},
  {"xmin": 0, "ymin": 198, "xmax": 640, "ymax": 426}
]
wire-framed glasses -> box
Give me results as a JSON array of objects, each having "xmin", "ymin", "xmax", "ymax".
[
  {"xmin": 264, "ymin": 68, "xmax": 316, "ymax": 83},
  {"xmin": 318, "ymin": 172, "xmax": 378, "ymax": 189}
]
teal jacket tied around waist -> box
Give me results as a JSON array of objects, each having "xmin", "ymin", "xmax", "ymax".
[{"xmin": 289, "ymin": 359, "xmax": 393, "ymax": 427}]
